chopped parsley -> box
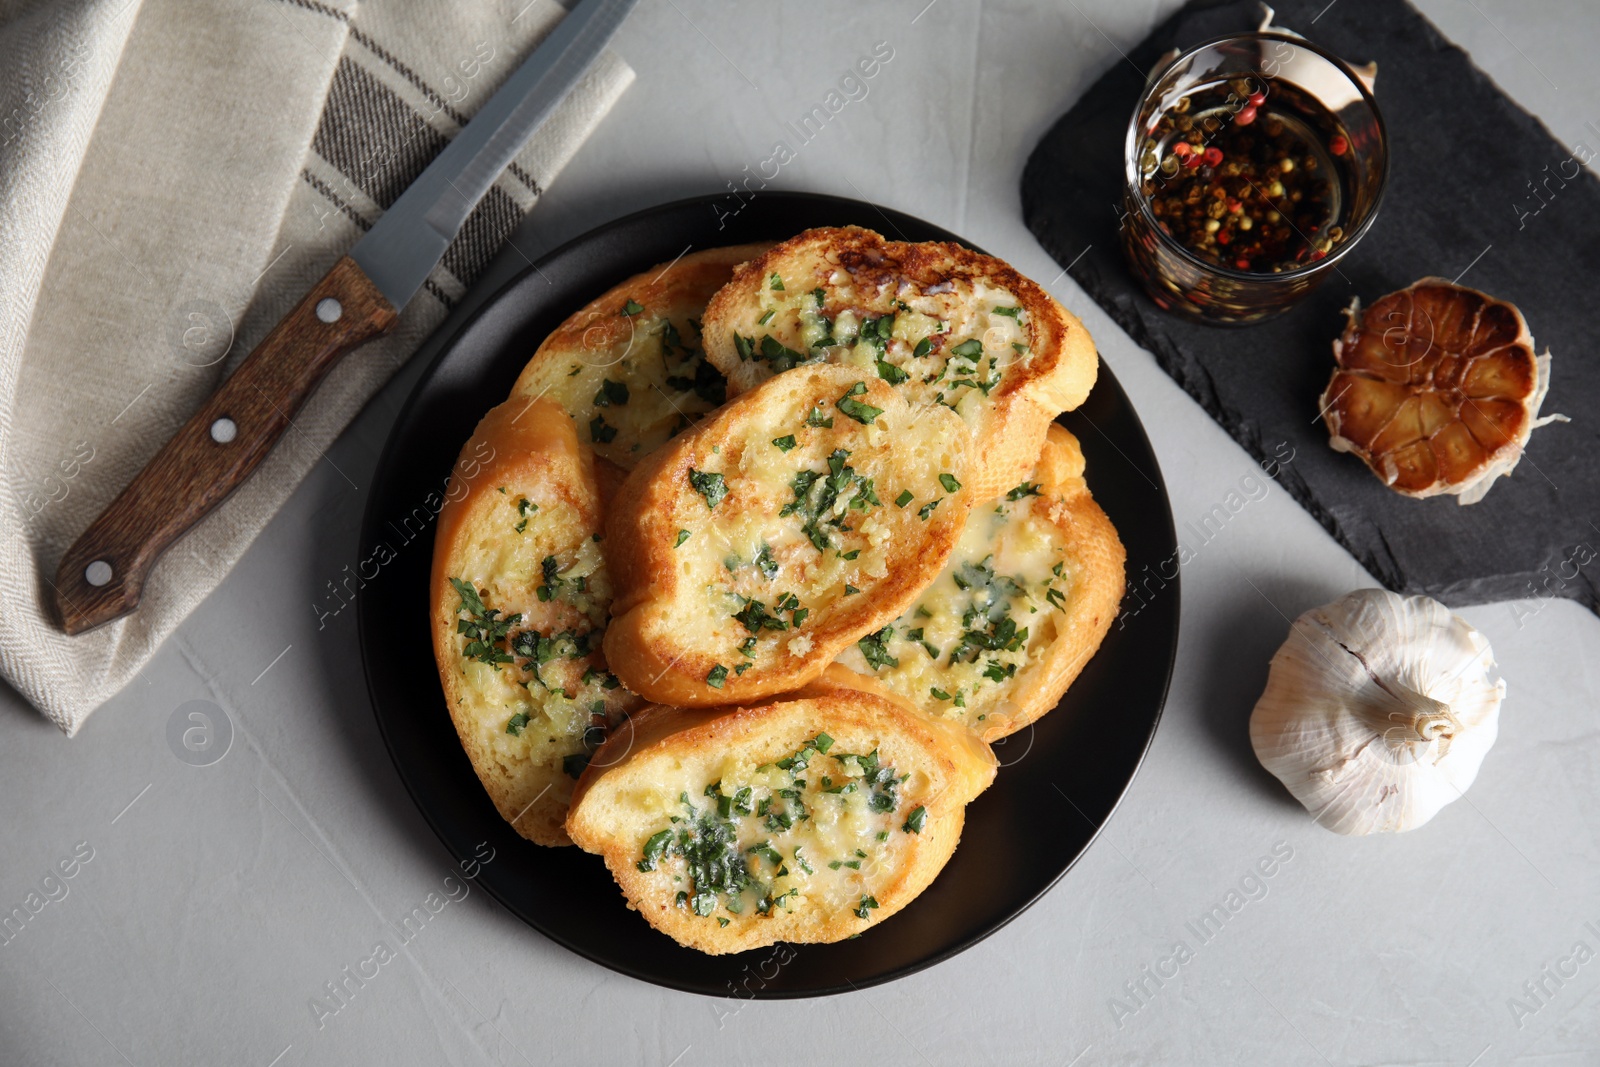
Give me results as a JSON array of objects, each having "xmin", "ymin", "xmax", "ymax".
[
  {"xmin": 912, "ymin": 336, "xmax": 933, "ymax": 359},
  {"xmin": 448, "ymin": 578, "xmax": 519, "ymax": 669},
  {"xmin": 769, "ymin": 272, "xmax": 785, "ymax": 291},
  {"xmin": 505, "ymin": 711, "xmax": 530, "ymax": 736},
  {"xmin": 804, "ymin": 408, "xmax": 834, "ymax": 429},
  {"xmin": 593, "ymin": 379, "xmax": 629, "ymax": 407},
  {"xmin": 857, "ymin": 626, "xmax": 899, "ymax": 670},
  {"xmin": 855, "ymin": 895, "xmax": 879, "ymax": 919},
  {"xmin": 536, "ymin": 555, "xmax": 565, "ymax": 602},
  {"xmin": 758, "ymin": 309, "xmax": 775, "ymax": 325},
  {"xmin": 992, "ymin": 305, "xmax": 1021, "ymax": 319},
  {"xmin": 835, "ymin": 381, "xmax": 883, "ymax": 425},
  {"xmin": 772, "ymin": 434, "xmax": 797, "ymax": 452},
  {"xmin": 674, "ymin": 529, "xmax": 691, "ymax": 548},
  {"xmin": 733, "ymin": 596, "xmax": 789, "ymax": 635},
  {"xmin": 939, "ymin": 473, "xmax": 962, "ymax": 493},
  {"xmin": 876, "ymin": 359, "xmax": 909, "ymax": 385},
  {"xmin": 510, "ymin": 627, "xmax": 591, "ymax": 692},
  {"xmin": 637, "ymin": 830, "xmax": 673, "ymax": 871},
  {"xmin": 747, "ymin": 841, "xmax": 784, "ymax": 867},
  {"xmin": 583, "ymin": 666, "xmax": 621, "ymax": 690},
  {"xmin": 756, "ymin": 334, "xmax": 810, "ymax": 371},
  {"xmin": 902, "ymin": 806, "xmax": 927, "ymax": 833},
  {"xmin": 706, "ymin": 664, "xmax": 729, "ymax": 688},
  {"xmin": 589, "ymin": 415, "xmax": 617, "ymax": 444},
  {"xmin": 856, "ymin": 314, "xmax": 894, "ymax": 355},
  {"xmin": 779, "ymin": 448, "xmax": 879, "ymax": 553},
  {"xmin": 812, "ymin": 287, "xmax": 826, "ymax": 307},
  {"xmin": 943, "ymin": 337, "xmax": 1001, "ymax": 395},
  {"xmin": 687, "ymin": 468, "xmax": 728, "ymax": 509},
  {"xmin": 1007, "ymin": 481, "xmax": 1042, "ymax": 501},
  {"xmin": 622, "ymin": 299, "xmax": 643, "ymax": 316},
  {"xmin": 948, "ymin": 604, "xmax": 1028, "ymax": 666},
  {"xmin": 666, "ymin": 359, "xmax": 726, "ymax": 408},
  {"xmin": 918, "ymin": 498, "xmax": 942, "ymax": 520},
  {"xmin": 895, "ymin": 489, "xmax": 914, "ymax": 508},
  {"xmin": 984, "ymin": 660, "xmax": 1018, "ymax": 682}
]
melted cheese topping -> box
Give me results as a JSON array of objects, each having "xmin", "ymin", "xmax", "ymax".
[
  {"xmin": 624, "ymin": 733, "xmax": 928, "ymax": 920},
  {"xmin": 443, "ymin": 482, "xmax": 630, "ymax": 773},
  {"xmin": 665, "ymin": 380, "xmax": 965, "ymax": 687},
  {"xmin": 835, "ymin": 486, "xmax": 1077, "ymax": 730},
  {"xmin": 734, "ymin": 272, "xmax": 1032, "ymax": 431},
  {"xmin": 530, "ymin": 312, "xmax": 723, "ymax": 467}
]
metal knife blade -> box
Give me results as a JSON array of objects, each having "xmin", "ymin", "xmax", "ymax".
[{"xmin": 352, "ymin": 0, "xmax": 639, "ymax": 309}]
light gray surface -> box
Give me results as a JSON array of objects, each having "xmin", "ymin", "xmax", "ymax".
[{"xmin": 4, "ymin": 1, "xmax": 1599, "ymax": 1064}]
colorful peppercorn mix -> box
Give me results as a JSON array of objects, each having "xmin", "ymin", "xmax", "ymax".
[{"xmin": 1136, "ymin": 77, "xmax": 1355, "ymax": 274}]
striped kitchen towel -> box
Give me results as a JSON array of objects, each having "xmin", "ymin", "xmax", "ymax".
[{"xmin": 0, "ymin": 0, "xmax": 633, "ymax": 734}]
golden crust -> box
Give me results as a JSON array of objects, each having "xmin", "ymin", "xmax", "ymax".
[
  {"xmin": 602, "ymin": 363, "xmax": 976, "ymax": 706},
  {"xmin": 989, "ymin": 424, "xmax": 1125, "ymax": 739},
  {"xmin": 701, "ymin": 226, "xmax": 1099, "ymax": 500},
  {"xmin": 430, "ymin": 398, "xmax": 641, "ymax": 846},
  {"xmin": 565, "ymin": 665, "xmax": 996, "ymax": 954},
  {"xmin": 833, "ymin": 423, "xmax": 1125, "ymax": 741},
  {"xmin": 510, "ymin": 243, "xmax": 775, "ymax": 469}
]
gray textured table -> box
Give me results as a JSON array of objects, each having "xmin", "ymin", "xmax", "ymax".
[{"xmin": 5, "ymin": 2, "xmax": 1599, "ymax": 1064}]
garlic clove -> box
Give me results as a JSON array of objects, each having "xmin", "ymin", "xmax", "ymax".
[{"xmin": 1249, "ymin": 589, "xmax": 1504, "ymax": 835}]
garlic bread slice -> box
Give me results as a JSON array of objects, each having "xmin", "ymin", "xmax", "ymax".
[
  {"xmin": 430, "ymin": 398, "xmax": 642, "ymax": 846},
  {"xmin": 701, "ymin": 226, "xmax": 1098, "ymax": 500},
  {"xmin": 566, "ymin": 665, "xmax": 997, "ymax": 954},
  {"xmin": 511, "ymin": 243, "xmax": 774, "ymax": 469},
  {"xmin": 835, "ymin": 424, "xmax": 1125, "ymax": 741},
  {"xmin": 603, "ymin": 363, "xmax": 976, "ymax": 706}
]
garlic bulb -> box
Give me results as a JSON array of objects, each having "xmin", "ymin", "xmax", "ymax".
[{"xmin": 1250, "ymin": 589, "xmax": 1504, "ymax": 835}]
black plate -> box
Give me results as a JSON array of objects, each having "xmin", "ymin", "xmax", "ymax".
[{"xmin": 357, "ymin": 192, "xmax": 1179, "ymax": 998}]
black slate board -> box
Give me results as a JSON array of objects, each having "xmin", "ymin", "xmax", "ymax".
[{"xmin": 1023, "ymin": 0, "xmax": 1600, "ymax": 613}]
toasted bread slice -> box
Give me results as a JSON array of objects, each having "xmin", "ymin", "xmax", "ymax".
[
  {"xmin": 566, "ymin": 665, "xmax": 997, "ymax": 954},
  {"xmin": 700, "ymin": 226, "xmax": 1099, "ymax": 500},
  {"xmin": 602, "ymin": 363, "xmax": 976, "ymax": 706},
  {"xmin": 835, "ymin": 424, "xmax": 1125, "ymax": 741},
  {"xmin": 430, "ymin": 398, "xmax": 642, "ymax": 846},
  {"xmin": 510, "ymin": 243, "xmax": 775, "ymax": 469}
]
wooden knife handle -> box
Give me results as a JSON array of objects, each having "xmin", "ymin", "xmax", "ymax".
[{"xmin": 53, "ymin": 255, "xmax": 399, "ymax": 635}]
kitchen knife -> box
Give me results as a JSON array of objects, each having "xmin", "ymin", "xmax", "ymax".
[{"xmin": 52, "ymin": 0, "xmax": 639, "ymax": 635}]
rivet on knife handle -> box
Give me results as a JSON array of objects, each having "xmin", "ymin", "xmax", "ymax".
[{"xmin": 53, "ymin": 256, "xmax": 397, "ymax": 635}]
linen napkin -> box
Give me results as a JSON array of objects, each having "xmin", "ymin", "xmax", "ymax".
[{"xmin": 0, "ymin": 0, "xmax": 634, "ymax": 734}]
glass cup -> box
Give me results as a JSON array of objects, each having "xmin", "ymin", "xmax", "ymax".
[{"xmin": 1120, "ymin": 32, "xmax": 1388, "ymax": 326}]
